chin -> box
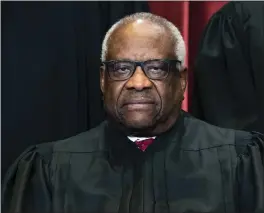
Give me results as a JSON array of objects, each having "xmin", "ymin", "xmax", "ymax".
[{"xmin": 122, "ymin": 118, "xmax": 156, "ymax": 130}]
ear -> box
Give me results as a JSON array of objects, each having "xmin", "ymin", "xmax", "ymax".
[
  {"xmin": 179, "ymin": 67, "xmax": 188, "ymax": 92},
  {"xmin": 100, "ymin": 65, "xmax": 105, "ymax": 94}
]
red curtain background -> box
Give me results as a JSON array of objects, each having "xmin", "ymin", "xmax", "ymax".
[{"xmin": 149, "ymin": 1, "xmax": 228, "ymax": 111}]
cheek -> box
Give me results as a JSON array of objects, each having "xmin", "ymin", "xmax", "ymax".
[
  {"xmin": 170, "ymin": 83, "xmax": 183, "ymax": 103},
  {"xmin": 104, "ymin": 82, "xmax": 124, "ymax": 107},
  {"xmin": 156, "ymin": 80, "xmax": 182, "ymax": 106}
]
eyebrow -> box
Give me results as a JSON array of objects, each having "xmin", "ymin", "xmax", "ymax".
[{"xmin": 108, "ymin": 56, "xmax": 166, "ymax": 61}]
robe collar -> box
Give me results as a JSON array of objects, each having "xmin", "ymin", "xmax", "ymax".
[{"xmin": 105, "ymin": 110, "xmax": 185, "ymax": 166}]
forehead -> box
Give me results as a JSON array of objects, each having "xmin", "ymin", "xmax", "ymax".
[{"xmin": 107, "ymin": 21, "xmax": 175, "ymax": 61}]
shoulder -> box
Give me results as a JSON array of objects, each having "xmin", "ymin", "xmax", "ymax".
[
  {"xmin": 181, "ymin": 112, "xmax": 264, "ymax": 155},
  {"xmin": 5, "ymin": 121, "xmax": 108, "ymax": 178},
  {"xmin": 3, "ymin": 122, "xmax": 108, "ymax": 189},
  {"xmin": 181, "ymin": 112, "xmax": 248, "ymax": 150},
  {"xmin": 21, "ymin": 121, "xmax": 107, "ymax": 161},
  {"xmin": 52, "ymin": 121, "xmax": 107, "ymax": 153}
]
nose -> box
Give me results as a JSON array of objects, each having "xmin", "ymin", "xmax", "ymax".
[{"xmin": 125, "ymin": 66, "xmax": 152, "ymax": 90}]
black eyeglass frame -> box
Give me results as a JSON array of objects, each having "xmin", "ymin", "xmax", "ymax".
[{"xmin": 101, "ymin": 59, "xmax": 182, "ymax": 81}]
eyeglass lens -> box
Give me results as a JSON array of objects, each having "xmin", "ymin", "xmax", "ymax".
[{"xmin": 108, "ymin": 60, "xmax": 169, "ymax": 80}]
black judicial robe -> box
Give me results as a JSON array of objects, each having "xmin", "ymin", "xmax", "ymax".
[
  {"xmin": 2, "ymin": 111, "xmax": 264, "ymax": 213},
  {"xmin": 191, "ymin": 2, "xmax": 264, "ymax": 134}
]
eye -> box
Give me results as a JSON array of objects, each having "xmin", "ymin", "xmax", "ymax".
[
  {"xmin": 116, "ymin": 66, "xmax": 131, "ymax": 73},
  {"xmin": 145, "ymin": 60, "xmax": 166, "ymax": 72},
  {"xmin": 148, "ymin": 66, "xmax": 163, "ymax": 72},
  {"xmin": 114, "ymin": 62, "xmax": 133, "ymax": 74}
]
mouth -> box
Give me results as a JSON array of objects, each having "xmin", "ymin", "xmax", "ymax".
[{"xmin": 122, "ymin": 100, "xmax": 155, "ymax": 110}]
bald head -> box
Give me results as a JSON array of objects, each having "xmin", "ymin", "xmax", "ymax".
[{"xmin": 101, "ymin": 12, "xmax": 186, "ymax": 66}]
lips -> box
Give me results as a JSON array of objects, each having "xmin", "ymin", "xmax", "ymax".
[
  {"xmin": 123, "ymin": 100, "xmax": 155, "ymax": 105},
  {"xmin": 122, "ymin": 100, "xmax": 155, "ymax": 110}
]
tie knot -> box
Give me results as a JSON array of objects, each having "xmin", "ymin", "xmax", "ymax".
[{"xmin": 135, "ymin": 138, "xmax": 154, "ymax": 152}]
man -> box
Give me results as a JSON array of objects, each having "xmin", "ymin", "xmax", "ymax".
[{"xmin": 2, "ymin": 12, "xmax": 264, "ymax": 213}]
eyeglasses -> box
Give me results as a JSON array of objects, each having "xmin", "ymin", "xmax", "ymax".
[{"xmin": 101, "ymin": 59, "xmax": 182, "ymax": 81}]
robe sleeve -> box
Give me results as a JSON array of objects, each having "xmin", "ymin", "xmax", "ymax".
[
  {"xmin": 2, "ymin": 144, "xmax": 53, "ymax": 213},
  {"xmin": 236, "ymin": 131, "xmax": 264, "ymax": 213}
]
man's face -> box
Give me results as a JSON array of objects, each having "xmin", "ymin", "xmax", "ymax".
[{"xmin": 100, "ymin": 20, "xmax": 186, "ymax": 133}]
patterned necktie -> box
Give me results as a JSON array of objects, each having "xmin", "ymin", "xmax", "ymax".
[{"xmin": 135, "ymin": 138, "xmax": 155, "ymax": 152}]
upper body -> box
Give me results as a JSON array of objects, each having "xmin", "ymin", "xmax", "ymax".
[
  {"xmin": 2, "ymin": 12, "xmax": 264, "ymax": 213},
  {"xmin": 2, "ymin": 111, "xmax": 264, "ymax": 213}
]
